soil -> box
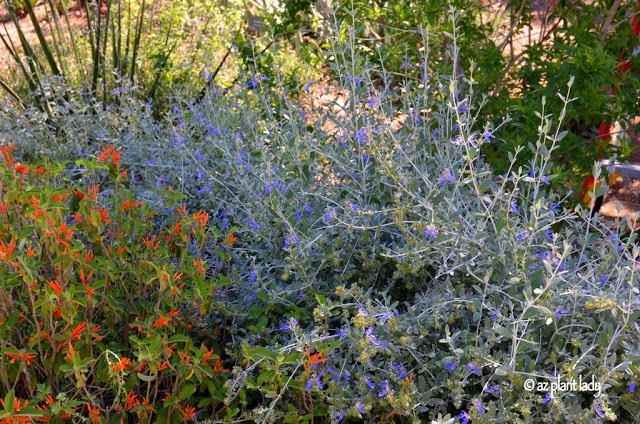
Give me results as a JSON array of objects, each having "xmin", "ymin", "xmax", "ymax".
[{"xmin": 0, "ymin": 2, "xmax": 89, "ymax": 72}]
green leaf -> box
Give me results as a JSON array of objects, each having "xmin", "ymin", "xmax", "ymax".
[
  {"xmin": 250, "ymin": 348, "xmax": 276, "ymax": 361},
  {"xmin": 3, "ymin": 390, "xmax": 14, "ymax": 413}
]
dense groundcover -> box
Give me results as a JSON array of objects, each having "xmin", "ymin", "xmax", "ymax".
[{"xmin": 0, "ymin": 19, "xmax": 639, "ymax": 424}]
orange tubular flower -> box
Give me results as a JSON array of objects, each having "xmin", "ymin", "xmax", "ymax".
[
  {"xmin": 193, "ymin": 259, "xmax": 206, "ymax": 274},
  {"xmin": 124, "ymin": 392, "xmax": 140, "ymax": 412},
  {"xmin": 120, "ymin": 197, "xmax": 145, "ymax": 211},
  {"xmin": 110, "ymin": 357, "xmax": 132, "ymax": 372},
  {"xmin": 303, "ymin": 348, "xmax": 328, "ymax": 371},
  {"xmin": 84, "ymin": 250, "xmax": 94, "ymax": 263},
  {"xmin": 151, "ymin": 316, "xmax": 171, "ymax": 329},
  {"xmin": 5, "ymin": 351, "xmax": 37, "ymax": 365},
  {"xmin": 46, "ymin": 281, "xmax": 64, "ymax": 297},
  {"xmin": 142, "ymin": 235, "xmax": 160, "ymax": 250},
  {"xmin": 0, "ymin": 239, "xmax": 16, "ymax": 261},
  {"xmin": 212, "ymin": 357, "xmax": 229, "ymax": 373},
  {"xmin": 71, "ymin": 322, "xmax": 87, "ymax": 342},
  {"xmin": 14, "ymin": 164, "xmax": 29, "ymax": 178},
  {"xmin": 192, "ymin": 209, "xmax": 209, "ymax": 227},
  {"xmin": 87, "ymin": 402, "xmax": 101, "ymax": 423},
  {"xmin": 97, "ymin": 145, "xmax": 121, "ymax": 167},
  {"xmin": 178, "ymin": 405, "xmax": 197, "ymax": 421},
  {"xmin": 158, "ymin": 360, "xmax": 169, "ymax": 371},
  {"xmin": 0, "ymin": 143, "xmax": 15, "ymax": 167}
]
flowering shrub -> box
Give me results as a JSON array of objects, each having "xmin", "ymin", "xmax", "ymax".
[
  {"xmin": 0, "ymin": 16, "xmax": 639, "ymax": 424},
  {"xmin": 0, "ymin": 143, "xmax": 232, "ymax": 423}
]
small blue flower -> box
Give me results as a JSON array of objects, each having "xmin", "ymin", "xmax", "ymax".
[
  {"xmin": 336, "ymin": 411, "xmax": 344, "ymax": 422},
  {"xmin": 468, "ymin": 363, "xmax": 479, "ymax": 373},
  {"xmin": 366, "ymin": 97, "xmax": 378, "ymax": 107},
  {"xmin": 630, "ymin": 381, "xmax": 635, "ymax": 392},
  {"xmin": 487, "ymin": 382, "xmax": 501, "ymax": 393},
  {"xmin": 472, "ymin": 398, "xmax": 485, "ymax": 414},
  {"xmin": 378, "ymin": 381, "xmax": 391, "ymax": 397},
  {"xmin": 545, "ymin": 229, "xmax": 554, "ymax": 241},
  {"xmin": 517, "ymin": 231, "xmax": 529, "ymax": 241},
  {"xmin": 551, "ymin": 202, "xmax": 559, "ymax": 212},
  {"xmin": 351, "ymin": 203, "xmax": 359, "ymax": 213},
  {"xmin": 482, "ymin": 130, "xmax": 495, "ymax": 143},
  {"xmin": 399, "ymin": 61, "xmax": 415, "ymax": 70},
  {"xmin": 280, "ymin": 318, "xmax": 298, "ymax": 330},
  {"xmin": 306, "ymin": 372, "xmax": 324, "ymax": 391},
  {"xmin": 432, "ymin": 129, "xmax": 439, "ymax": 138},
  {"xmin": 555, "ymin": 306, "xmax": 569, "ymax": 318},
  {"xmin": 284, "ymin": 238, "xmax": 291, "ymax": 249},
  {"xmin": 511, "ymin": 201, "xmax": 519, "ymax": 213},
  {"xmin": 304, "ymin": 204, "xmax": 313, "ymax": 213},
  {"xmin": 365, "ymin": 377, "xmax": 375, "ymax": 389},
  {"xmin": 445, "ymin": 361, "xmax": 457, "ymax": 370},
  {"xmin": 594, "ymin": 399, "xmax": 605, "ymax": 418},
  {"xmin": 356, "ymin": 402, "xmax": 365, "ymax": 413},
  {"xmin": 456, "ymin": 411, "xmax": 470, "ymax": 424},
  {"xmin": 542, "ymin": 392, "xmax": 552, "ymax": 404},
  {"xmin": 250, "ymin": 270, "xmax": 257, "ymax": 281}
]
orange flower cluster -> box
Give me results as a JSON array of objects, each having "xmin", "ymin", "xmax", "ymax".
[
  {"xmin": 0, "ymin": 397, "xmax": 32, "ymax": 424},
  {"xmin": 303, "ymin": 348, "xmax": 328, "ymax": 371},
  {"xmin": 97, "ymin": 145, "xmax": 121, "ymax": 167},
  {"xmin": 5, "ymin": 351, "xmax": 37, "ymax": 365},
  {"xmin": 110, "ymin": 357, "xmax": 132, "ymax": 372},
  {"xmin": 0, "ymin": 143, "xmax": 15, "ymax": 167},
  {"xmin": 35, "ymin": 395, "xmax": 74, "ymax": 422},
  {"xmin": 120, "ymin": 197, "xmax": 145, "ymax": 211}
]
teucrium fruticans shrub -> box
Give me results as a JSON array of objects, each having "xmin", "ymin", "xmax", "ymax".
[{"xmin": 1, "ymin": 11, "xmax": 639, "ymax": 423}]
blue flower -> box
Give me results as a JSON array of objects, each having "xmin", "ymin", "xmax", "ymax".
[
  {"xmin": 511, "ymin": 201, "xmax": 519, "ymax": 213},
  {"xmin": 336, "ymin": 411, "xmax": 344, "ymax": 422},
  {"xmin": 304, "ymin": 204, "xmax": 313, "ymax": 213},
  {"xmin": 445, "ymin": 361, "xmax": 457, "ymax": 370},
  {"xmin": 630, "ymin": 381, "xmax": 635, "ymax": 393},
  {"xmin": 366, "ymin": 97, "xmax": 378, "ymax": 107},
  {"xmin": 472, "ymin": 398, "xmax": 484, "ymax": 414},
  {"xmin": 468, "ymin": 363, "xmax": 479, "ymax": 373},
  {"xmin": 284, "ymin": 238, "xmax": 291, "ymax": 249},
  {"xmin": 356, "ymin": 402, "xmax": 365, "ymax": 413},
  {"xmin": 432, "ymin": 129, "xmax": 439, "ymax": 137},
  {"xmin": 545, "ymin": 229, "xmax": 554, "ymax": 241},
  {"xmin": 378, "ymin": 381, "xmax": 391, "ymax": 397},
  {"xmin": 456, "ymin": 411, "xmax": 470, "ymax": 424},
  {"xmin": 365, "ymin": 377, "xmax": 375, "ymax": 389},
  {"xmin": 306, "ymin": 372, "xmax": 324, "ymax": 390},
  {"xmin": 551, "ymin": 202, "xmax": 559, "ymax": 212},
  {"xmin": 350, "ymin": 203, "xmax": 359, "ymax": 213},
  {"xmin": 555, "ymin": 306, "xmax": 569, "ymax": 318},
  {"xmin": 517, "ymin": 231, "xmax": 529, "ymax": 241},
  {"xmin": 424, "ymin": 226, "xmax": 438, "ymax": 238},
  {"xmin": 280, "ymin": 318, "xmax": 298, "ymax": 330},
  {"xmin": 594, "ymin": 399, "xmax": 605, "ymax": 418},
  {"xmin": 482, "ymin": 130, "xmax": 495, "ymax": 143},
  {"xmin": 542, "ymin": 392, "xmax": 552, "ymax": 404},
  {"xmin": 487, "ymin": 382, "xmax": 501, "ymax": 393},
  {"xmin": 399, "ymin": 61, "xmax": 415, "ymax": 70}
]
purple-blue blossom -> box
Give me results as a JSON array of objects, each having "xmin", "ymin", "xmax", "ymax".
[{"xmin": 456, "ymin": 411, "xmax": 470, "ymax": 424}]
